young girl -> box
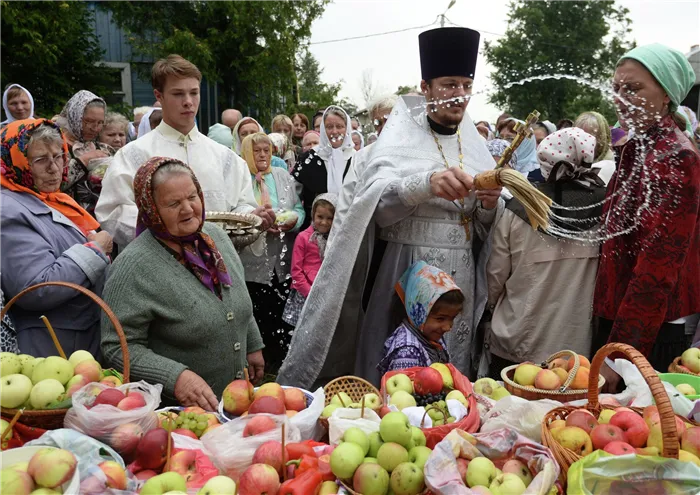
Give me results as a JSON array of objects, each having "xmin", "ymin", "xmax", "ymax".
[
  {"xmin": 377, "ymin": 261, "xmax": 464, "ymax": 375},
  {"xmin": 283, "ymin": 193, "xmax": 337, "ymax": 326}
]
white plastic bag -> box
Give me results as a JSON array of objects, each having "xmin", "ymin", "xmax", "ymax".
[
  {"xmin": 479, "ymin": 396, "xmax": 562, "ymax": 443},
  {"xmin": 64, "ymin": 380, "xmax": 162, "ymax": 448},
  {"xmin": 201, "ymin": 414, "xmax": 299, "ymax": 481},
  {"xmin": 291, "ymin": 387, "xmax": 325, "ymax": 440},
  {"xmin": 328, "ymin": 407, "xmax": 381, "ymax": 445}
]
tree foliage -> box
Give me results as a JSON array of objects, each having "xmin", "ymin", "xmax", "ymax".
[
  {"xmin": 285, "ymin": 49, "xmax": 342, "ymax": 120},
  {"xmin": 397, "ymin": 85, "xmax": 420, "ymax": 95},
  {"xmin": 101, "ymin": 0, "xmax": 329, "ymax": 122},
  {"xmin": 0, "ymin": 1, "xmax": 113, "ymax": 117},
  {"xmin": 484, "ymin": 0, "xmax": 633, "ymax": 123}
]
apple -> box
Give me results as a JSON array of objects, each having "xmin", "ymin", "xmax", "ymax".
[
  {"xmin": 473, "ymin": 378, "xmax": 499, "ymax": 396},
  {"xmin": 513, "ymin": 364, "xmax": 541, "ymax": 387},
  {"xmin": 466, "ymin": 457, "xmax": 497, "ymax": 488},
  {"xmin": 635, "ymin": 446, "xmax": 659, "ymax": 456},
  {"xmin": 551, "ymin": 367, "xmax": 569, "ymax": 385},
  {"xmin": 118, "ymin": 391, "xmax": 146, "ymax": 410},
  {"xmin": 73, "ymin": 360, "xmax": 102, "ymax": 383},
  {"xmin": 134, "ymin": 428, "xmax": 170, "ymax": 470},
  {"xmin": 330, "ymin": 442, "xmax": 365, "ymax": 479},
  {"xmin": 31, "ymin": 356, "xmax": 73, "ymax": 386},
  {"xmin": 243, "ymin": 415, "xmax": 277, "ymax": 437},
  {"xmin": 445, "ymin": 390, "xmax": 468, "ymax": 408},
  {"xmin": 110, "ymin": 422, "xmax": 144, "ymax": 454},
  {"xmin": 362, "ymin": 393, "xmax": 382, "ymax": 411},
  {"xmin": 489, "ymin": 473, "xmax": 526, "ymax": 495},
  {"xmin": 566, "ymin": 410, "xmax": 599, "ymax": 434},
  {"xmin": 566, "ymin": 355, "xmax": 591, "ymax": 371},
  {"xmin": 377, "ymin": 442, "xmax": 409, "ymax": 473},
  {"xmin": 681, "ymin": 347, "xmax": 700, "ymax": 373},
  {"xmin": 548, "ymin": 358, "xmax": 568, "ymax": 370},
  {"xmin": 330, "ymin": 392, "xmax": 352, "ymax": 407},
  {"xmin": 408, "ymin": 446, "xmax": 431, "ymax": 470},
  {"xmin": 610, "ymin": 411, "xmax": 649, "ymax": 448},
  {"xmin": 676, "ymin": 383, "xmax": 697, "ymax": 396},
  {"xmin": 28, "ymin": 447, "xmax": 77, "ymax": 488},
  {"xmin": 68, "ymin": 350, "xmax": 94, "ymax": 368},
  {"xmin": 681, "ymin": 427, "xmax": 700, "ymax": 457},
  {"xmin": 93, "ymin": 388, "xmax": 126, "ymax": 407},
  {"xmin": 135, "ymin": 470, "xmax": 158, "ymax": 481},
  {"xmin": 239, "ymin": 463, "xmax": 282, "ymax": 495},
  {"xmin": 0, "ymin": 468, "xmax": 34, "ymax": 495},
  {"xmin": 600, "ymin": 396, "xmax": 622, "ymax": 407},
  {"xmin": 252, "ymin": 440, "xmax": 285, "ymax": 475},
  {"xmin": 344, "ymin": 427, "xmax": 370, "ymax": 456},
  {"xmin": 490, "ymin": 387, "xmax": 511, "ymax": 400},
  {"xmin": 353, "ymin": 462, "xmax": 390, "ymax": 495},
  {"xmin": 222, "ymin": 379, "xmax": 254, "ymax": 415},
  {"xmin": 364, "ymin": 457, "xmax": 378, "ymax": 463},
  {"xmin": 140, "ymin": 472, "xmax": 187, "ymax": 495},
  {"xmin": 502, "ymin": 459, "xmax": 532, "ymax": 486},
  {"xmin": 368, "ymin": 431, "xmax": 384, "ymax": 457},
  {"xmin": 100, "ymin": 376, "xmax": 122, "ymax": 387},
  {"xmin": 321, "ymin": 404, "xmax": 339, "ymax": 418},
  {"xmin": 29, "ymin": 379, "xmax": 65, "ymax": 409},
  {"xmin": 552, "ymin": 426, "xmax": 593, "ymax": 456},
  {"xmin": 389, "ymin": 390, "xmax": 417, "ymax": 410},
  {"xmin": 253, "ymin": 382, "xmax": 285, "ymax": 402},
  {"xmin": 380, "ymin": 412, "xmax": 413, "ymax": 447},
  {"xmin": 64, "ymin": 374, "xmax": 89, "ymax": 397},
  {"xmin": 569, "ymin": 367, "xmax": 590, "ymax": 390},
  {"xmin": 98, "ymin": 461, "xmax": 127, "ymax": 490},
  {"xmin": 390, "ymin": 462, "xmax": 424, "ymax": 495},
  {"xmin": 590, "ymin": 424, "xmax": 627, "ymax": 450},
  {"xmin": 386, "ymin": 374, "xmax": 413, "ymax": 395},
  {"xmin": 21, "ymin": 357, "xmax": 40, "ymax": 379},
  {"xmin": 168, "ymin": 450, "xmax": 200, "ymax": 483},
  {"xmin": 409, "ymin": 427, "xmax": 426, "ymax": 449},
  {"xmin": 549, "ymin": 419, "xmax": 566, "ymax": 430},
  {"xmin": 172, "ymin": 428, "xmax": 198, "ymax": 440},
  {"xmin": 1, "ymin": 373, "xmax": 33, "ymax": 408},
  {"xmin": 197, "ymin": 475, "xmax": 236, "ymax": 495},
  {"xmin": 0, "ymin": 352, "xmax": 22, "ymax": 376},
  {"xmin": 283, "ymin": 388, "xmax": 307, "ymax": 411},
  {"xmin": 534, "ymin": 369, "xmax": 561, "ymax": 390},
  {"xmin": 413, "ymin": 367, "xmax": 444, "ymax": 395},
  {"xmin": 430, "ymin": 362, "xmax": 454, "ymax": 389},
  {"xmin": 248, "ymin": 396, "xmax": 286, "ymax": 415},
  {"xmin": 679, "ymin": 450, "xmax": 700, "ymax": 467},
  {"xmin": 603, "ymin": 441, "xmax": 635, "ymax": 455},
  {"xmin": 598, "ymin": 409, "xmax": 616, "ymax": 424}
]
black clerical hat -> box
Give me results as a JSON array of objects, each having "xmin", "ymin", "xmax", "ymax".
[{"xmin": 419, "ymin": 27, "xmax": 480, "ymax": 81}]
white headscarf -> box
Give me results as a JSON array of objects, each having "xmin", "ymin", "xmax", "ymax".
[
  {"xmin": 267, "ymin": 132, "xmax": 287, "ymax": 158},
  {"xmin": 232, "ymin": 117, "xmax": 264, "ymax": 155},
  {"xmin": 315, "ymin": 106, "xmax": 355, "ymax": 194},
  {"xmin": 137, "ymin": 108, "xmax": 162, "ymax": 138},
  {"xmin": 351, "ymin": 130, "xmax": 365, "ymax": 150},
  {"xmin": 2, "ymin": 84, "xmax": 35, "ymax": 125}
]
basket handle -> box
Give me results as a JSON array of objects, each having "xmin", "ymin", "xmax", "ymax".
[
  {"xmin": 1, "ymin": 281, "xmax": 130, "ymax": 382},
  {"xmin": 544, "ymin": 349, "xmax": 579, "ymax": 392},
  {"xmin": 589, "ymin": 342, "xmax": 678, "ymax": 458},
  {"xmin": 420, "ymin": 405, "xmax": 448, "ymax": 428}
]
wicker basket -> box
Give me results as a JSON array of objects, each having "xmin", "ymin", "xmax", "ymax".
[
  {"xmin": 318, "ymin": 375, "xmax": 381, "ymax": 431},
  {"xmin": 668, "ymin": 356, "xmax": 700, "ymax": 376},
  {"xmin": 1, "ymin": 282, "xmax": 130, "ymax": 429},
  {"xmin": 541, "ymin": 343, "xmax": 695, "ymax": 485},
  {"xmin": 501, "ymin": 350, "xmax": 604, "ymax": 402}
]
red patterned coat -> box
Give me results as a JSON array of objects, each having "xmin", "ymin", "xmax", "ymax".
[{"xmin": 594, "ymin": 115, "xmax": 700, "ymax": 358}]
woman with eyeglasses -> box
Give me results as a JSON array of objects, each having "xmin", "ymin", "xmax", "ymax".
[{"xmin": 1, "ymin": 119, "xmax": 113, "ymax": 357}]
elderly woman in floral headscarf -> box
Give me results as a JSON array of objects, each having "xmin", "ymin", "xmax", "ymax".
[
  {"xmin": 1, "ymin": 119, "xmax": 112, "ymax": 357},
  {"xmin": 101, "ymin": 157, "xmax": 264, "ymax": 409}
]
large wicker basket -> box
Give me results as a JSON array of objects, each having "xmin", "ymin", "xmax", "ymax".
[
  {"xmin": 501, "ymin": 350, "xmax": 605, "ymax": 402},
  {"xmin": 541, "ymin": 343, "xmax": 695, "ymax": 485},
  {"xmin": 668, "ymin": 356, "xmax": 700, "ymax": 376},
  {"xmin": 1, "ymin": 282, "xmax": 130, "ymax": 429}
]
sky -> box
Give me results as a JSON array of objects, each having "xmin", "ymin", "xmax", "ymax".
[{"xmin": 307, "ymin": 0, "xmax": 700, "ymax": 121}]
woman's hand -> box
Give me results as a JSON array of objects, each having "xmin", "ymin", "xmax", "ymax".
[
  {"xmin": 174, "ymin": 370, "xmax": 219, "ymax": 411},
  {"xmin": 247, "ymin": 350, "xmax": 265, "ymax": 385},
  {"xmin": 476, "ymin": 188, "xmax": 502, "ymax": 210},
  {"xmin": 87, "ymin": 231, "xmax": 113, "ymax": 255},
  {"xmin": 253, "ymin": 205, "xmax": 276, "ymax": 231}
]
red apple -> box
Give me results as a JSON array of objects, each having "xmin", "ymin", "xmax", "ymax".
[
  {"xmin": 603, "ymin": 441, "xmax": 635, "ymax": 455},
  {"xmin": 98, "ymin": 461, "xmax": 127, "ymax": 490},
  {"xmin": 600, "ymin": 396, "xmax": 622, "ymax": 407},
  {"xmin": 566, "ymin": 410, "xmax": 599, "ymax": 434},
  {"xmin": 183, "ymin": 406, "xmax": 206, "ymax": 415},
  {"xmin": 456, "ymin": 458, "xmax": 469, "ymax": 482},
  {"xmin": 110, "ymin": 422, "xmax": 144, "ymax": 455},
  {"xmin": 134, "ymin": 469, "xmax": 158, "ymax": 481},
  {"xmin": 253, "ymin": 383, "xmax": 286, "ymax": 402},
  {"xmin": 243, "ymin": 416, "xmax": 277, "ymax": 437},
  {"xmin": 93, "ymin": 388, "xmax": 126, "ymax": 407},
  {"xmin": 74, "ymin": 360, "xmax": 102, "ymax": 383},
  {"xmin": 252, "ymin": 440, "xmax": 285, "ymax": 475},
  {"xmin": 167, "ymin": 450, "xmax": 201, "ymax": 483},
  {"xmin": 283, "ymin": 388, "xmax": 307, "ymax": 412},
  {"xmin": 172, "ymin": 428, "xmax": 199, "ymax": 440},
  {"xmin": 378, "ymin": 406, "xmax": 391, "ymax": 418},
  {"xmin": 413, "ymin": 367, "xmax": 444, "ymax": 395},
  {"xmin": 681, "ymin": 427, "xmax": 700, "ymax": 457},
  {"xmin": 248, "ymin": 396, "xmax": 286, "ymax": 415},
  {"xmin": 222, "ymin": 379, "xmax": 254, "ymax": 416},
  {"xmin": 590, "ymin": 424, "xmax": 627, "ymax": 450},
  {"xmin": 609, "ymin": 411, "xmax": 650, "ymax": 448},
  {"xmin": 643, "ymin": 406, "xmax": 686, "ymax": 439},
  {"xmin": 238, "ymin": 463, "xmax": 281, "ymax": 495},
  {"xmin": 118, "ymin": 391, "xmax": 146, "ymax": 411},
  {"xmin": 134, "ymin": 428, "xmax": 170, "ymax": 470}
]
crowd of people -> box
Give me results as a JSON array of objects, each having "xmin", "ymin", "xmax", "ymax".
[{"xmin": 1, "ymin": 26, "xmax": 698, "ymax": 410}]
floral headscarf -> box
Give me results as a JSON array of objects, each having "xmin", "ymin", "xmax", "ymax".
[
  {"xmin": 133, "ymin": 157, "xmax": 233, "ymax": 297},
  {"xmin": 485, "ymin": 139, "xmax": 514, "ymax": 167},
  {"xmin": 1, "ymin": 118, "xmax": 100, "ymax": 236},
  {"xmin": 537, "ymin": 128, "xmax": 605, "ymax": 189},
  {"xmin": 60, "ymin": 90, "xmax": 106, "ymax": 142},
  {"xmin": 395, "ymin": 261, "xmax": 462, "ymax": 330}
]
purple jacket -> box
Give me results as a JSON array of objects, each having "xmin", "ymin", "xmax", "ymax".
[{"xmin": 1, "ymin": 189, "xmax": 109, "ymax": 352}]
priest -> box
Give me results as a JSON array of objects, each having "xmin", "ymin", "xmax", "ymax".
[{"xmin": 277, "ymin": 27, "xmax": 503, "ymax": 388}]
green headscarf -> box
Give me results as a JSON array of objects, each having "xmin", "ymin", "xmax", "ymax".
[{"xmin": 619, "ymin": 43, "xmax": 695, "ymax": 114}]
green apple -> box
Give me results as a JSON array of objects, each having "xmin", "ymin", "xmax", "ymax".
[
  {"xmin": 676, "ymin": 383, "xmax": 697, "ymax": 396},
  {"xmin": 363, "ymin": 393, "xmax": 382, "ymax": 410},
  {"xmin": 330, "ymin": 392, "xmax": 352, "ymax": 407},
  {"xmin": 513, "ymin": 364, "xmax": 541, "ymax": 387},
  {"xmin": 446, "ymin": 390, "xmax": 468, "ymax": 408},
  {"xmin": 410, "ymin": 427, "xmax": 426, "ymax": 448},
  {"xmin": 473, "ymin": 378, "xmax": 499, "ymax": 397},
  {"xmin": 21, "ymin": 358, "xmax": 41, "ymax": 379},
  {"xmin": 681, "ymin": 347, "xmax": 700, "ymax": 374},
  {"xmin": 466, "ymin": 457, "xmax": 497, "ymax": 488},
  {"xmin": 0, "ymin": 353, "xmax": 22, "ymax": 376},
  {"xmin": 1, "ymin": 467, "xmax": 34, "ymax": 494},
  {"xmin": 408, "ymin": 446, "xmax": 432, "ymax": 470},
  {"xmin": 490, "ymin": 387, "xmax": 511, "ymax": 401},
  {"xmin": 377, "ymin": 442, "xmax": 409, "ymax": 473},
  {"xmin": 141, "ymin": 472, "xmax": 187, "ymax": 495},
  {"xmin": 321, "ymin": 404, "xmax": 339, "ymax": 418},
  {"xmin": 389, "ymin": 390, "xmax": 416, "ymax": 410},
  {"xmin": 330, "ymin": 442, "xmax": 364, "ymax": 479},
  {"xmin": 390, "ymin": 462, "xmax": 424, "ymax": 495},
  {"xmin": 353, "ymin": 462, "xmax": 390, "ymax": 495},
  {"xmin": 29, "ymin": 379, "xmax": 65, "ymax": 409},
  {"xmin": 363, "ymin": 457, "xmax": 378, "ymax": 463},
  {"xmin": 386, "ymin": 373, "xmax": 413, "ymax": 395},
  {"xmin": 68, "ymin": 350, "xmax": 94, "ymax": 368},
  {"xmin": 430, "ymin": 363, "xmax": 454, "ymax": 389},
  {"xmin": 29, "ymin": 490, "xmax": 61, "ymax": 494},
  {"xmin": 368, "ymin": 431, "xmax": 384, "ymax": 457},
  {"xmin": 196, "ymin": 475, "xmax": 236, "ymax": 495},
  {"xmin": 15, "ymin": 354, "xmax": 33, "ymax": 368},
  {"xmin": 1, "ymin": 373, "xmax": 33, "ymax": 408},
  {"xmin": 380, "ymin": 412, "xmax": 412, "ymax": 447},
  {"xmin": 31, "ymin": 357, "xmax": 73, "ymax": 386},
  {"xmin": 344, "ymin": 427, "xmax": 370, "ymax": 456},
  {"xmin": 347, "ymin": 403, "xmax": 363, "ymax": 409},
  {"xmin": 489, "ymin": 473, "xmax": 526, "ymax": 495}
]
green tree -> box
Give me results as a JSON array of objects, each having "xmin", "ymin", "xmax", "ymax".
[
  {"xmin": 397, "ymin": 85, "xmax": 419, "ymax": 95},
  {"xmin": 286, "ymin": 49, "xmax": 342, "ymax": 120},
  {"xmin": 0, "ymin": 1, "xmax": 113, "ymax": 118},
  {"xmin": 484, "ymin": 0, "xmax": 633, "ymax": 123},
  {"xmin": 101, "ymin": 1, "xmax": 329, "ymax": 122}
]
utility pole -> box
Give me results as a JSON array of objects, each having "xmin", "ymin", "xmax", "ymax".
[{"xmin": 440, "ymin": 0, "xmax": 456, "ymax": 27}]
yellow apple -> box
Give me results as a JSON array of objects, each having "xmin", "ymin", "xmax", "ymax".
[
  {"xmin": 513, "ymin": 364, "xmax": 541, "ymax": 387},
  {"xmin": 553, "ymin": 426, "xmax": 592, "ymax": 456}
]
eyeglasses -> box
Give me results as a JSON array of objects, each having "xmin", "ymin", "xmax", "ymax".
[
  {"xmin": 30, "ymin": 152, "xmax": 68, "ymax": 169},
  {"xmin": 82, "ymin": 118, "xmax": 104, "ymax": 129}
]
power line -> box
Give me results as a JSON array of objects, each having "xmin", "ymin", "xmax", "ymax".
[{"xmin": 309, "ymin": 16, "xmax": 440, "ymax": 45}]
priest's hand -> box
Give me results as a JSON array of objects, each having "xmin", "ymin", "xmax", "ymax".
[
  {"xmin": 253, "ymin": 205, "xmax": 276, "ymax": 231},
  {"xmin": 476, "ymin": 188, "xmax": 502, "ymax": 210},
  {"xmin": 430, "ymin": 168, "xmax": 474, "ymax": 201},
  {"xmin": 174, "ymin": 370, "xmax": 219, "ymax": 411}
]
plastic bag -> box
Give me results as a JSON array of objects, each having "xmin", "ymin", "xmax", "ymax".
[
  {"xmin": 328, "ymin": 407, "xmax": 381, "ymax": 445},
  {"xmin": 201, "ymin": 413, "xmax": 299, "ymax": 481},
  {"xmin": 64, "ymin": 380, "xmax": 162, "ymax": 449},
  {"xmin": 424, "ymin": 428, "xmax": 559, "ymax": 495},
  {"xmin": 480, "ymin": 396, "xmax": 562, "ymax": 443},
  {"xmin": 567, "ymin": 450, "xmax": 700, "ymax": 494}
]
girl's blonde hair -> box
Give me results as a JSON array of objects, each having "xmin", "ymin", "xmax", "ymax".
[{"xmin": 271, "ymin": 114, "xmax": 293, "ymax": 132}]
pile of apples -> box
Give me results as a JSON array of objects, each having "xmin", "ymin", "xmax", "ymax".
[
  {"xmin": 0, "ymin": 350, "xmax": 120, "ymax": 411},
  {"xmin": 547, "ymin": 404, "xmax": 700, "ymax": 467},
  {"xmin": 0, "ymin": 447, "xmax": 79, "ymax": 495},
  {"xmin": 453, "ymin": 450, "xmax": 537, "ymax": 495},
  {"xmin": 222, "ymin": 381, "xmax": 307, "ymax": 418},
  {"xmin": 320, "ymin": 390, "xmax": 383, "ymax": 419},
  {"xmin": 472, "ymin": 378, "xmax": 511, "ymax": 401},
  {"xmin": 512, "ymin": 354, "xmax": 590, "ymax": 391}
]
